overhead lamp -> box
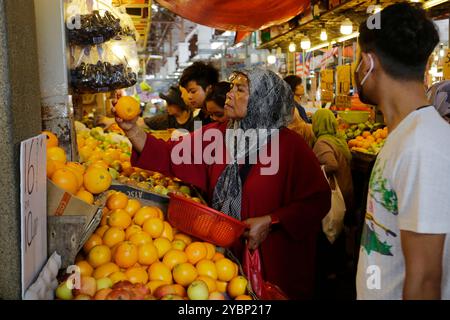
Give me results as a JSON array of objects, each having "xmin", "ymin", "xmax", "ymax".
[
  {"xmin": 288, "ymin": 42, "xmax": 296, "ymax": 52},
  {"xmin": 423, "ymin": 0, "xmax": 447, "ymax": 9},
  {"xmin": 340, "ymin": 18, "xmax": 353, "ymax": 35},
  {"xmin": 300, "ymin": 36, "xmax": 311, "ymax": 50},
  {"xmin": 440, "ymin": 48, "xmax": 445, "ymax": 57},
  {"xmin": 373, "ymin": 5, "xmax": 382, "ymax": 14},
  {"xmin": 267, "ymin": 55, "xmax": 277, "ymax": 64},
  {"xmin": 320, "ymin": 29, "xmax": 328, "ymax": 41}
]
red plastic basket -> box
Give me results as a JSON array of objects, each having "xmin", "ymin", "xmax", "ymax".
[{"xmin": 167, "ymin": 193, "xmax": 248, "ymax": 247}]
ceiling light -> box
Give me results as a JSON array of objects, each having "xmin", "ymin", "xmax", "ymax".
[
  {"xmin": 340, "ymin": 18, "xmax": 353, "ymax": 35},
  {"xmin": 300, "ymin": 36, "xmax": 311, "ymax": 50},
  {"xmin": 423, "ymin": 0, "xmax": 447, "ymax": 9},
  {"xmin": 267, "ymin": 55, "xmax": 277, "ymax": 64},
  {"xmin": 320, "ymin": 29, "xmax": 328, "ymax": 41},
  {"xmin": 288, "ymin": 42, "xmax": 296, "ymax": 52}
]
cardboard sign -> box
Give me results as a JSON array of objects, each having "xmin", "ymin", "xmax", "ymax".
[
  {"xmin": 21, "ymin": 134, "xmax": 47, "ymax": 298},
  {"xmin": 337, "ymin": 65, "xmax": 351, "ymax": 95}
]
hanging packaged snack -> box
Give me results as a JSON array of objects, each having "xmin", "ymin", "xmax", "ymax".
[
  {"xmin": 70, "ymin": 42, "xmax": 137, "ymax": 93},
  {"xmin": 65, "ymin": 0, "xmax": 121, "ymax": 45}
]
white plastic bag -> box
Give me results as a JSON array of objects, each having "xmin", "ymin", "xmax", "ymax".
[{"xmin": 321, "ymin": 167, "xmax": 346, "ymax": 244}]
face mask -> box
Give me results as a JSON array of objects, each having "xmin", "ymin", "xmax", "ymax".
[{"xmin": 355, "ymin": 54, "xmax": 375, "ymax": 104}]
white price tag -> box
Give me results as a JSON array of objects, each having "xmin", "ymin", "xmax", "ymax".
[{"xmin": 21, "ymin": 134, "xmax": 47, "ymax": 298}]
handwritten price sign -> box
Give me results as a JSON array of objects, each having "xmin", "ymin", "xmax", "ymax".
[{"xmin": 21, "ymin": 134, "xmax": 47, "ymax": 298}]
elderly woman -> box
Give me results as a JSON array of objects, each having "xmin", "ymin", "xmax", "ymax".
[{"xmin": 114, "ymin": 68, "xmax": 331, "ymax": 299}]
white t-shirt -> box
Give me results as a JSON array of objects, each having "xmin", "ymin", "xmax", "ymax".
[{"xmin": 356, "ymin": 106, "xmax": 450, "ymax": 300}]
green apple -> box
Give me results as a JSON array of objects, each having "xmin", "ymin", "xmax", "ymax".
[
  {"xmin": 179, "ymin": 186, "xmax": 191, "ymax": 196},
  {"xmin": 96, "ymin": 277, "xmax": 113, "ymax": 291},
  {"xmin": 187, "ymin": 280, "xmax": 209, "ymax": 300},
  {"xmin": 55, "ymin": 282, "xmax": 74, "ymax": 300}
]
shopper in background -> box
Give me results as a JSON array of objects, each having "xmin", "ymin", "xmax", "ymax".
[
  {"xmin": 113, "ymin": 67, "xmax": 331, "ymax": 299},
  {"xmin": 144, "ymin": 86, "xmax": 195, "ymax": 132},
  {"xmin": 355, "ymin": 3, "xmax": 450, "ymax": 300},
  {"xmin": 427, "ymin": 80, "xmax": 450, "ymax": 124},
  {"xmin": 179, "ymin": 61, "xmax": 219, "ymax": 126},
  {"xmin": 284, "ymin": 75, "xmax": 309, "ymax": 122},
  {"xmin": 205, "ymin": 81, "xmax": 231, "ymax": 124},
  {"xmin": 312, "ymin": 108, "xmax": 353, "ymax": 295}
]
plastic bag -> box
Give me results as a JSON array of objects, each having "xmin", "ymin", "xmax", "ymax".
[
  {"xmin": 65, "ymin": 0, "xmax": 122, "ymax": 45},
  {"xmin": 321, "ymin": 167, "xmax": 346, "ymax": 244},
  {"xmin": 70, "ymin": 43, "xmax": 137, "ymax": 93},
  {"xmin": 243, "ymin": 244, "xmax": 288, "ymax": 300}
]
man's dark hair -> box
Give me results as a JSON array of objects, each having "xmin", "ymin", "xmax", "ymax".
[
  {"xmin": 359, "ymin": 2, "xmax": 439, "ymax": 81},
  {"xmin": 205, "ymin": 81, "xmax": 231, "ymax": 108},
  {"xmin": 283, "ymin": 75, "xmax": 302, "ymax": 93},
  {"xmin": 179, "ymin": 61, "xmax": 219, "ymax": 90}
]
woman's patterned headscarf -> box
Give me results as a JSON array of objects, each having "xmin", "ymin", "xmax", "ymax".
[
  {"xmin": 211, "ymin": 67, "xmax": 294, "ymax": 220},
  {"xmin": 427, "ymin": 80, "xmax": 450, "ymax": 119}
]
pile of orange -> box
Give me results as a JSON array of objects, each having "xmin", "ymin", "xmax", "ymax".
[
  {"xmin": 347, "ymin": 127, "xmax": 388, "ymax": 150},
  {"xmin": 44, "ymin": 130, "xmax": 112, "ymax": 204},
  {"xmin": 73, "ymin": 192, "xmax": 252, "ymax": 300}
]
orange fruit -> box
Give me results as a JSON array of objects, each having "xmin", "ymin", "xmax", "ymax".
[
  {"xmin": 106, "ymin": 192, "xmax": 129, "ymax": 210},
  {"xmin": 148, "ymin": 262, "xmax": 173, "ymax": 284},
  {"xmin": 42, "ymin": 131, "xmax": 58, "ymax": 148},
  {"xmin": 65, "ymin": 166, "xmax": 83, "ymax": 189},
  {"xmin": 76, "ymin": 260, "xmax": 93, "ymax": 277},
  {"xmin": 172, "ymin": 239, "xmax": 187, "ymax": 251},
  {"xmin": 216, "ymin": 280, "xmax": 228, "ymax": 293},
  {"xmin": 125, "ymin": 225, "xmax": 142, "ymax": 240},
  {"xmin": 115, "ymin": 96, "xmax": 140, "ymax": 121},
  {"xmin": 100, "ymin": 211, "xmax": 111, "ymax": 227},
  {"xmin": 233, "ymin": 263, "xmax": 239, "ymax": 278},
  {"xmin": 66, "ymin": 162, "xmax": 85, "ymax": 175},
  {"xmin": 162, "ymin": 249, "xmax": 188, "ymax": 270},
  {"xmin": 95, "ymin": 225, "xmax": 110, "ymax": 238},
  {"xmin": 83, "ymin": 234, "xmax": 103, "ymax": 254},
  {"xmin": 235, "ymin": 295, "xmax": 252, "ymax": 300},
  {"xmin": 124, "ymin": 199, "xmax": 141, "ymax": 217},
  {"xmin": 92, "ymin": 262, "xmax": 120, "ymax": 279},
  {"xmin": 87, "ymin": 245, "xmax": 111, "ymax": 268},
  {"xmin": 146, "ymin": 280, "xmax": 170, "ymax": 295},
  {"xmin": 153, "ymin": 238, "xmax": 172, "ymax": 258},
  {"xmin": 138, "ymin": 243, "xmax": 159, "ymax": 266},
  {"xmin": 133, "ymin": 207, "xmax": 161, "ymax": 226},
  {"xmin": 76, "ymin": 189, "xmax": 94, "ymax": 205},
  {"xmin": 79, "ymin": 145, "xmax": 93, "ymax": 162},
  {"xmin": 47, "ymin": 146, "xmax": 66, "ymax": 163},
  {"xmin": 83, "ymin": 167, "xmax": 112, "ymax": 194},
  {"xmin": 173, "ymin": 263, "xmax": 198, "ymax": 287},
  {"xmin": 47, "ymin": 159, "xmax": 65, "ymax": 178},
  {"xmin": 160, "ymin": 222, "xmax": 173, "ymax": 241},
  {"xmin": 114, "ymin": 242, "xmax": 138, "ymax": 269},
  {"xmin": 362, "ymin": 131, "xmax": 371, "ymax": 138},
  {"xmin": 125, "ymin": 267, "xmax": 149, "ymax": 284},
  {"xmin": 215, "ymin": 258, "xmax": 235, "ymax": 282},
  {"xmin": 88, "ymin": 160, "xmax": 109, "ymax": 170},
  {"xmin": 102, "ymin": 227, "xmax": 125, "ymax": 248},
  {"xmin": 196, "ymin": 275, "xmax": 217, "ymax": 293},
  {"xmin": 143, "ymin": 218, "xmax": 164, "ymax": 238},
  {"xmin": 174, "ymin": 233, "xmax": 192, "ymax": 245},
  {"xmin": 108, "ymin": 209, "xmax": 132, "ymax": 229},
  {"xmin": 204, "ymin": 243, "xmax": 216, "ymax": 260},
  {"xmin": 185, "ymin": 242, "xmax": 207, "ymax": 265},
  {"xmin": 51, "ymin": 168, "xmax": 78, "ymax": 194},
  {"xmin": 212, "ymin": 252, "xmax": 225, "ymax": 262},
  {"xmin": 129, "ymin": 231, "xmax": 152, "ymax": 246},
  {"xmin": 227, "ymin": 276, "xmax": 248, "ymax": 298},
  {"xmin": 109, "ymin": 271, "xmax": 127, "ymax": 284},
  {"xmin": 196, "ymin": 259, "xmax": 217, "ymax": 280}
]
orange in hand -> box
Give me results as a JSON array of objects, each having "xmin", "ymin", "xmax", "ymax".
[{"xmin": 115, "ymin": 96, "xmax": 140, "ymax": 121}]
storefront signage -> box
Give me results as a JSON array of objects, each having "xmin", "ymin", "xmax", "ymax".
[
  {"xmin": 20, "ymin": 134, "xmax": 47, "ymax": 298},
  {"xmin": 337, "ymin": 65, "xmax": 351, "ymax": 95}
]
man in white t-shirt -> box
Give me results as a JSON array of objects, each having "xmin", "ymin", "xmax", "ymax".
[{"xmin": 355, "ymin": 3, "xmax": 450, "ymax": 300}]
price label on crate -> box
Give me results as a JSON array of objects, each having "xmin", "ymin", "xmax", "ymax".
[{"xmin": 20, "ymin": 134, "xmax": 47, "ymax": 298}]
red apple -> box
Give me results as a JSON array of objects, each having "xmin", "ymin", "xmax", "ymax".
[
  {"xmin": 154, "ymin": 284, "xmax": 186, "ymax": 299},
  {"xmin": 94, "ymin": 288, "xmax": 112, "ymax": 300},
  {"xmin": 112, "ymin": 280, "xmax": 134, "ymax": 291},
  {"xmin": 106, "ymin": 289, "xmax": 131, "ymax": 300},
  {"xmin": 130, "ymin": 283, "xmax": 150, "ymax": 300},
  {"xmin": 209, "ymin": 291, "xmax": 225, "ymax": 300}
]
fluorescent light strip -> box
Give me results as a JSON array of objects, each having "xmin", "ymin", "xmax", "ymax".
[
  {"xmin": 306, "ymin": 42, "xmax": 330, "ymax": 52},
  {"xmin": 306, "ymin": 32, "xmax": 359, "ymax": 52},
  {"xmin": 423, "ymin": 0, "xmax": 448, "ymax": 9},
  {"xmin": 338, "ymin": 32, "xmax": 360, "ymax": 42}
]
